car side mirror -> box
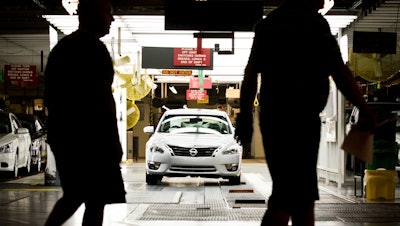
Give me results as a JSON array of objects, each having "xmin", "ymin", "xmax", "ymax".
[
  {"xmin": 17, "ymin": 127, "xmax": 29, "ymax": 134},
  {"xmin": 143, "ymin": 126, "xmax": 155, "ymax": 134}
]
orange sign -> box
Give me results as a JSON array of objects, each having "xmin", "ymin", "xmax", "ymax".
[{"xmin": 161, "ymin": 70, "xmax": 192, "ymax": 75}]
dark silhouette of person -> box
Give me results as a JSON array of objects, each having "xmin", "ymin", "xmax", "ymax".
[
  {"xmin": 235, "ymin": 0, "xmax": 377, "ymax": 225},
  {"xmin": 43, "ymin": 0, "xmax": 126, "ymax": 225}
]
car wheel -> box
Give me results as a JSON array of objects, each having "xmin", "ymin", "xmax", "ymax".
[
  {"xmin": 228, "ymin": 175, "xmax": 241, "ymax": 185},
  {"xmin": 146, "ymin": 173, "xmax": 162, "ymax": 185}
]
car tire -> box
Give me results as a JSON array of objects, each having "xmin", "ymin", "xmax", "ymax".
[
  {"xmin": 228, "ymin": 175, "xmax": 241, "ymax": 185},
  {"xmin": 146, "ymin": 173, "xmax": 162, "ymax": 185}
]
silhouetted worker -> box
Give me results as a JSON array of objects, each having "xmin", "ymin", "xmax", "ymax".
[
  {"xmin": 235, "ymin": 0, "xmax": 377, "ymax": 225},
  {"xmin": 44, "ymin": 0, "xmax": 126, "ymax": 225}
]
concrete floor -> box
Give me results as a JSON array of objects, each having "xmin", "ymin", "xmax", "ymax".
[{"xmin": 0, "ymin": 158, "xmax": 400, "ymax": 226}]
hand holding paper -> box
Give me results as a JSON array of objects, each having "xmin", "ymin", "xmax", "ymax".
[{"xmin": 341, "ymin": 125, "xmax": 374, "ymax": 164}]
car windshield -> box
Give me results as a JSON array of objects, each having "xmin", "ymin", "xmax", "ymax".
[
  {"xmin": 17, "ymin": 115, "xmax": 45, "ymax": 134},
  {"xmin": 0, "ymin": 114, "xmax": 11, "ymax": 134},
  {"xmin": 158, "ymin": 114, "xmax": 231, "ymax": 134}
]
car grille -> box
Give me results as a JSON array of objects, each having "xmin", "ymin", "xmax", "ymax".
[
  {"xmin": 170, "ymin": 165, "xmax": 217, "ymax": 172},
  {"xmin": 168, "ymin": 145, "xmax": 217, "ymax": 157}
]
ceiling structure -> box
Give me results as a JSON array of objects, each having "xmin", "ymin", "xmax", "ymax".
[{"xmin": 1, "ymin": 0, "xmax": 400, "ymax": 84}]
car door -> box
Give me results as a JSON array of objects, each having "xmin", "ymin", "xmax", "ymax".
[{"xmin": 10, "ymin": 114, "xmax": 31, "ymax": 168}]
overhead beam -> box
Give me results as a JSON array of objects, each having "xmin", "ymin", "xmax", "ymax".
[{"xmin": 32, "ymin": 0, "xmax": 47, "ymax": 10}]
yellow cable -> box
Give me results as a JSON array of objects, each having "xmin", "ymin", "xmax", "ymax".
[{"xmin": 254, "ymin": 73, "xmax": 261, "ymax": 106}]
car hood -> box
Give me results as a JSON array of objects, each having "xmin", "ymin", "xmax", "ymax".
[
  {"xmin": 0, "ymin": 133, "xmax": 16, "ymax": 145},
  {"xmin": 151, "ymin": 133, "xmax": 236, "ymax": 147}
]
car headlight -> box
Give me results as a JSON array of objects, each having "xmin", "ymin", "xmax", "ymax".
[
  {"xmin": 222, "ymin": 148, "xmax": 239, "ymax": 155},
  {"xmin": 150, "ymin": 145, "xmax": 164, "ymax": 154},
  {"xmin": 0, "ymin": 142, "xmax": 13, "ymax": 153}
]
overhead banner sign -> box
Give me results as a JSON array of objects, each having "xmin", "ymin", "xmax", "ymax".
[
  {"xmin": 4, "ymin": 64, "xmax": 38, "ymax": 86},
  {"xmin": 186, "ymin": 89, "xmax": 207, "ymax": 100},
  {"xmin": 173, "ymin": 48, "xmax": 211, "ymax": 67}
]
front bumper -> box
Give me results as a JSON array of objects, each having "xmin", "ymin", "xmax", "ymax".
[{"xmin": 146, "ymin": 154, "xmax": 241, "ymax": 178}]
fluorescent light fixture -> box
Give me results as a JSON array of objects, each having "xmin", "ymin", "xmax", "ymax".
[
  {"xmin": 62, "ymin": 0, "xmax": 78, "ymax": 16},
  {"xmin": 319, "ymin": 0, "xmax": 334, "ymax": 15},
  {"xmin": 339, "ymin": 34, "xmax": 349, "ymax": 63},
  {"xmin": 169, "ymin": 86, "xmax": 178, "ymax": 94},
  {"xmin": 43, "ymin": 14, "xmax": 358, "ymax": 81}
]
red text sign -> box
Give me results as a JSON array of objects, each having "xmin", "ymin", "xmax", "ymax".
[
  {"xmin": 161, "ymin": 70, "xmax": 192, "ymax": 75},
  {"xmin": 173, "ymin": 48, "xmax": 211, "ymax": 67},
  {"xmin": 4, "ymin": 65, "xmax": 37, "ymax": 82},
  {"xmin": 189, "ymin": 77, "xmax": 212, "ymax": 89},
  {"xmin": 186, "ymin": 89, "xmax": 207, "ymax": 100}
]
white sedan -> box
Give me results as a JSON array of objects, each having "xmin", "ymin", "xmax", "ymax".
[
  {"xmin": 0, "ymin": 111, "xmax": 32, "ymax": 178},
  {"xmin": 143, "ymin": 108, "xmax": 242, "ymax": 185}
]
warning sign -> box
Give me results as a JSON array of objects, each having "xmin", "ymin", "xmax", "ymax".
[
  {"xmin": 173, "ymin": 48, "xmax": 211, "ymax": 67},
  {"xmin": 4, "ymin": 65, "xmax": 38, "ymax": 83},
  {"xmin": 186, "ymin": 89, "xmax": 207, "ymax": 100},
  {"xmin": 189, "ymin": 77, "xmax": 212, "ymax": 89},
  {"xmin": 161, "ymin": 70, "xmax": 192, "ymax": 75}
]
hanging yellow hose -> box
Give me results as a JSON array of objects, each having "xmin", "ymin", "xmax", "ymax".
[{"xmin": 253, "ymin": 73, "xmax": 261, "ymax": 106}]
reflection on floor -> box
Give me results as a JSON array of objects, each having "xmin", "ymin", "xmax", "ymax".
[{"xmin": 0, "ymin": 160, "xmax": 399, "ymax": 226}]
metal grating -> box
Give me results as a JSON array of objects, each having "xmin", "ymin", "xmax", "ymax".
[
  {"xmin": 139, "ymin": 203, "xmax": 265, "ymax": 221},
  {"xmin": 138, "ymin": 203, "xmax": 400, "ymax": 222},
  {"xmin": 315, "ymin": 203, "xmax": 400, "ymax": 223}
]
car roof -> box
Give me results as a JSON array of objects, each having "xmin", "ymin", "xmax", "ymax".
[{"xmin": 162, "ymin": 108, "xmax": 228, "ymax": 117}]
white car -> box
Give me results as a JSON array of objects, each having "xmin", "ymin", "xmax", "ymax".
[
  {"xmin": 143, "ymin": 108, "xmax": 242, "ymax": 185},
  {"xmin": 0, "ymin": 112, "xmax": 32, "ymax": 178},
  {"xmin": 16, "ymin": 113, "xmax": 47, "ymax": 173}
]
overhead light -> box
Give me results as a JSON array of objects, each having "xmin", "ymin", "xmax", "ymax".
[
  {"xmin": 319, "ymin": 0, "xmax": 334, "ymax": 15},
  {"xmin": 62, "ymin": 0, "xmax": 78, "ymax": 16},
  {"xmin": 350, "ymin": 0, "xmax": 362, "ymax": 10},
  {"xmin": 169, "ymin": 86, "xmax": 178, "ymax": 94},
  {"xmin": 42, "ymin": 14, "xmax": 358, "ymax": 78}
]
